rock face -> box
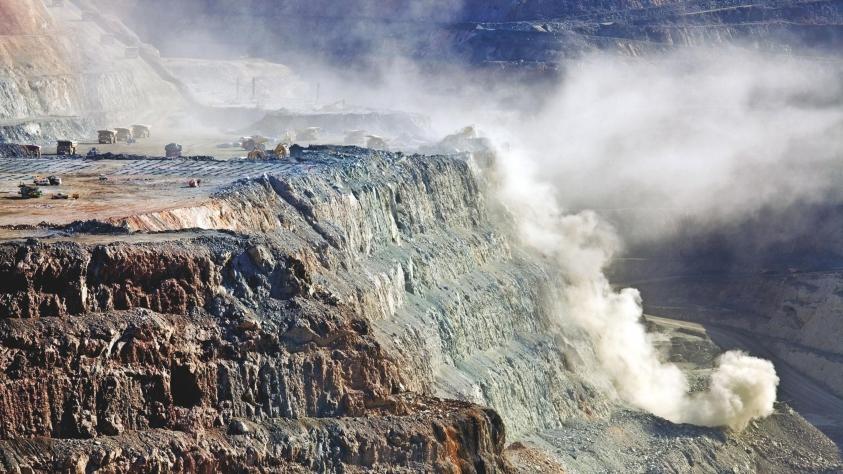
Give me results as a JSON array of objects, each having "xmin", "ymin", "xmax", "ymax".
[
  {"xmin": 93, "ymin": 0, "xmax": 843, "ymax": 71},
  {"xmin": 0, "ymin": 0, "xmax": 185, "ymax": 143},
  {"xmin": 0, "ymin": 147, "xmax": 839, "ymax": 472},
  {"xmin": 613, "ymin": 201, "xmax": 843, "ymax": 446},
  {"xmin": 0, "ymin": 149, "xmax": 518, "ymax": 472}
]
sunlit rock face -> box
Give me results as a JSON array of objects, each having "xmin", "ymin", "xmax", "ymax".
[
  {"xmin": 0, "ymin": 147, "xmax": 838, "ymax": 472},
  {"xmin": 92, "ymin": 0, "xmax": 843, "ymax": 71},
  {"xmin": 0, "ymin": 0, "xmax": 184, "ymax": 143}
]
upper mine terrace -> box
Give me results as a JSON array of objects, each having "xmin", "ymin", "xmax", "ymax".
[{"xmin": 0, "ymin": 144, "xmax": 392, "ymax": 237}]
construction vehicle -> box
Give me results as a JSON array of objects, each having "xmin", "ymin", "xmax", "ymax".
[
  {"xmin": 165, "ymin": 143, "xmax": 182, "ymax": 158},
  {"xmin": 240, "ymin": 135, "xmax": 269, "ymax": 152},
  {"xmin": 48, "ymin": 176, "xmax": 62, "ymax": 185},
  {"xmin": 132, "ymin": 124, "xmax": 151, "ymax": 139},
  {"xmin": 18, "ymin": 184, "xmax": 42, "ymax": 199},
  {"xmin": 247, "ymin": 148, "xmax": 267, "ymax": 160},
  {"xmin": 98, "ymin": 130, "xmax": 117, "ymax": 144},
  {"xmin": 56, "ymin": 140, "xmax": 77, "ymax": 156},
  {"xmin": 273, "ymin": 143, "xmax": 289, "ymax": 159},
  {"xmin": 114, "ymin": 128, "xmax": 133, "ymax": 142},
  {"xmin": 33, "ymin": 176, "xmax": 50, "ymax": 186},
  {"xmin": 21, "ymin": 145, "xmax": 41, "ymax": 158}
]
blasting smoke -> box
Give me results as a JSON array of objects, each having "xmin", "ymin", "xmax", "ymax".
[{"xmin": 493, "ymin": 135, "xmax": 779, "ymax": 431}]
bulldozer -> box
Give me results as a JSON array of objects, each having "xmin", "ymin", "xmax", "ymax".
[
  {"xmin": 56, "ymin": 140, "xmax": 77, "ymax": 156},
  {"xmin": 98, "ymin": 130, "xmax": 117, "ymax": 144},
  {"xmin": 18, "ymin": 184, "xmax": 42, "ymax": 199}
]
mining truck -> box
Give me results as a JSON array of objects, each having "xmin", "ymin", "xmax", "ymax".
[
  {"xmin": 115, "ymin": 128, "xmax": 133, "ymax": 142},
  {"xmin": 98, "ymin": 130, "xmax": 117, "ymax": 144},
  {"xmin": 132, "ymin": 124, "xmax": 151, "ymax": 139},
  {"xmin": 56, "ymin": 140, "xmax": 77, "ymax": 156},
  {"xmin": 165, "ymin": 143, "xmax": 182, "ymax": 158},
  {"xmin": 18, "ymin": 184, "xmax": 42, "ymax": 199},
  {"xmin": 21, "ymin": 145, "xmax": 41, "ymax": 158}
]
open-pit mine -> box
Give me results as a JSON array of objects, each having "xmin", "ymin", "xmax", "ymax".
[{"xmin": 2, "ymin": 0, "xmax": 843, "ymax": 473}]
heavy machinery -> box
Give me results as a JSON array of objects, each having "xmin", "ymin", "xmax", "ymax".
[
  {"xmin": 273, "ymin": 143, "xmax": 289, "ymax": 159},
  {"xmin": 48, "ymin": 176, "xmax": 62, "ymax": 185},
  {"xmin": 18, "ymin": 184, "xmax": 42, "ymax": 199},
  {"xmin": 114, "ymin": 128, "xmax": 133, "ymax": 142},
  {"xmin": 165, "ymin": 143, "xmax": 182, "ymax": 158},
  {"xmin": 33, "ymin": 176, "xmax": 50, "ymax": 186},
  {"xmin": 98, "ymin": 130, "xmax": 117, "ymax": 144},
  {"xmin": 247, "ymin": 148, "xmax": 267, "ymax": 160},
  {"xmin": 240, "ymin": 135, "xmax": 269, "ymax": 152},
  {"xmin": 132, "ymin": 124, "xmax": 151, "ymax": 139},
  {"xmin": 246, "ymin": 142, "xmax": 289, "ymax": 160},
  {"xmin": 56, "ymin": 140, "xmax": 77, "ymax": 156},
  {"xmin": 21, "ymin": 145, "xmax": 41, "ymax": 158}
]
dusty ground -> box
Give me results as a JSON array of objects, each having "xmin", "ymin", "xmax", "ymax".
[{"xmin": 0, "ymin": 144, "xmax": 305, "ymax": 228}]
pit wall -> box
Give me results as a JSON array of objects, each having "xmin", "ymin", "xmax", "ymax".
[
  {"xmin": 0, "ymin": 0, "xmax": 185, "ymax": 143},
  {"xmin": 103, "ymin": 149, "xmax": 607, "ymax": 440},
  {"xmin": 0, "ymin": 150, "xmax": 537, "ymax": 472}
]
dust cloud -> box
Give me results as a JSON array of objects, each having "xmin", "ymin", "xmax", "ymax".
[
  {"xmin": 494, "ymin": 157, "xmax": 779, "ymax": 429},
  {"xmin": 478, "ymin": 48, "xmax": 843, "ymax": 429},
  {"xmin": 287, "ymin": 47, "xmax": 812, "ymax": 430},
  {"xmin": 92, "ymin": 1, "xmax": 832, "ymax": 429}
]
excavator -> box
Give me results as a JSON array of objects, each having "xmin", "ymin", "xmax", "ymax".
[{"xmin": 247, "ymin": 143, "xmax": 288, "ymax": 160}]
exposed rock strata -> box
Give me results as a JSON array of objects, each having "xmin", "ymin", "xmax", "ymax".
[{"xmin": 0, "ymin": 147, "xmax": 839, "ymax": 472}]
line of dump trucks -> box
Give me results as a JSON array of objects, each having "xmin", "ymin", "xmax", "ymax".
[{"xmin": 3, "ymin": 122, "xmax": 394, "ymax": 201}]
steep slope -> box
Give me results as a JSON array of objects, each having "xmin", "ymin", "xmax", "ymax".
[
  {"xmin": 91, "ymin": 0, "xmax": 843, "ymax": 72},
  {"xmin": 0, "ymin": 147, "xmax": 837, "ymax": 472},
  {"xmin": 0, "ymin": 0, "xmax": 186, "ymax": 143}
]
